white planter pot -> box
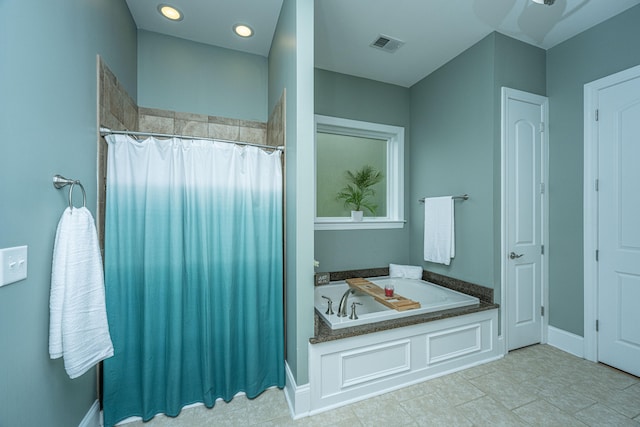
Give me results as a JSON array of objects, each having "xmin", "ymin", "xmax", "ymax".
[{"xmin": 351, "ymin": 210, "xmax": 363, "ymax": 222}]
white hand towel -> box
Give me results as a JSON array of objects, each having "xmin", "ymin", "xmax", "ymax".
[
  {"xmin": 49, "ymin": 207, "xmax": 114, "ymax": 379},
  {"xmin": 389, "ymin": 263, "xmax": 423, "ymax": 279},
  {"xmin": 423, "ymin": 196, "xmax": 455, "ymax": 265}
]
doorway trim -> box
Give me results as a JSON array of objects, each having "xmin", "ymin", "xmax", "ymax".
[
  {"xmin": 500, "ymin": 87, "xmax": 550, "ymax": 354},
  {"xmin": 583, "ymin": 63, "xmax": 640, "ymax": 363}
]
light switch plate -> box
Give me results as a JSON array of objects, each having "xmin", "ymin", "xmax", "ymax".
[{"xmin": 0, "ymin": 246, "xmax": 28, "ymax": 287}]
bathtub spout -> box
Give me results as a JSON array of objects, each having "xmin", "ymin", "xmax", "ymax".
[{"xmin": 337, "ymin": 288, "xmax": 356, "ymax": 317}]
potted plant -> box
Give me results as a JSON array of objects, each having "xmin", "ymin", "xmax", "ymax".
[{"xmin": 336, "ymin": 165, "xmax": 383, "ymax": 221}]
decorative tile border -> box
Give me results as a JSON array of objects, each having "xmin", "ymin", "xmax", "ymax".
[{"xmin": 138, "ymin": 107, "xmax": 267, "ymax": 145}]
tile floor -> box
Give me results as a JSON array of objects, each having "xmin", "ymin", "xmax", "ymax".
[{"xmin": 124, "ymin": 344, "xmax": 640, "ymax": 426}]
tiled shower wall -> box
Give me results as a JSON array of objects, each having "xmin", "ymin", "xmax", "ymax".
[
  {"xmin": 267, "ymin": 90, "xmax": 285, "ymax": 150},
  {"xmin": 97, "ymin": 57, "xmax": 284, "ymax": 249},
  {"xmin": 99, "ymin": 58, "xmax": 138, "ymax": 133},
  {"xmin": 97, "ymin": 57, "xmax": 138, "ymax": 248}
]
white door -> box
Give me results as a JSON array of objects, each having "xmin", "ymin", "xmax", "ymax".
[
  {"xmin": 503, "ymin": 88, "xmax": 547, "ymax": 351},
  {"xmin": 597, "ymin": 74, "xmax": 640, "ymax": 377}
]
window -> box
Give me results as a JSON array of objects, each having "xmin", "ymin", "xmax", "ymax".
[{"xmin": 314, "ymin": 115, "xmax": 405, "ymax": 230}]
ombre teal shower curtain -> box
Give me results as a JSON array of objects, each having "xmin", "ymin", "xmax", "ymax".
[{"xmin": 102, "ymin": 135, "xmax": 284, "ymax": 426}]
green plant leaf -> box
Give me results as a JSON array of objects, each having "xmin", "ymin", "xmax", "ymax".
[{"xmin": 335, "ymin": 165, "xmax": 383, "ymax": 215}]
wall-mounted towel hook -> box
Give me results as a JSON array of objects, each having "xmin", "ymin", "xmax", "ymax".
[{"xmin": 53, "ymin": 175, "xmax": 86, "ymax": 210}]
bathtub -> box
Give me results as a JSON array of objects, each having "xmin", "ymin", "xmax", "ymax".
[{"xmin": 315, "ymin": 277, "xmax": 480, "ymax": 329}]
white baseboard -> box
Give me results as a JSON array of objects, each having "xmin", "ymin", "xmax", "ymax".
[
  {"xmin": 284, "ymin": 361, "xmax": 310, "ymax": 419},
  {"xmin": 79, "ymin": 400, "xmax": 100, "ymax": 427},
  {"xmin": 547, "ymin": 325, "xmax": 584, "ymax": 358},
  {"xmin": 498, "ymin": 334, "xmax": 506, "ymax": 355}
]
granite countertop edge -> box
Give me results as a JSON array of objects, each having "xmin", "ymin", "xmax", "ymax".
[{"xmin": 310, "ymin": 301, "xmax": 498, "ymax": 344}]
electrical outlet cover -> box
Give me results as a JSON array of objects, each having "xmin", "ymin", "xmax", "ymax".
[{"xmin": 315, "ymin": 272, "xmax": 330, "ymax": 286}]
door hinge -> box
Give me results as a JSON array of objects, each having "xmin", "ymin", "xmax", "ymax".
[
  {"xmin": 595, "ymin": 109, "xmax": 599, "ymax": 121},
  {"xmin": 540, "ymin": 122, "xmax": 545, "ymax": 133},
  {"xmin": 541, "ymin": 245, "xmax": 545, "ymax": 255},
  {"xmin": 595, "ymin": 179, "xmax": 599, "ymax": 191},
  {"xmin": 596, "ymin": 319, "xmax": 599, "ymax": 332},
  {"xmin": 541, "ymin": 306, "xmax": 545, "ymax": 316},
  {"xmin": 596, "ymin": 249, "xmax": 599, "ymax": 261},
  {"xmin": 540, "ymin": 182, "xmax": 545, "ymax": 194}
]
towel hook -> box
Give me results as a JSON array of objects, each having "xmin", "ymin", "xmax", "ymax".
[{"xmin": 53, "ymin": 174, "xmax": 86, "ymax": 210}]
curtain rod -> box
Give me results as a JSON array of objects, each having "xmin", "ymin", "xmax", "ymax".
[{"xmin": 99, "ymin": 127, "xmax": 284, "ymax": 152}]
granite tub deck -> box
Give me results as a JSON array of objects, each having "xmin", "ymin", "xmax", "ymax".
[{"xmin": 311, "ymin": 268, "xmax": 498, "ymax": 344}]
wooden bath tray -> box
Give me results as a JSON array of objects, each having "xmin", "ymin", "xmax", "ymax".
[{"xmin": 346, "ymin": 278, "xmax": 421, "ymax": 311}]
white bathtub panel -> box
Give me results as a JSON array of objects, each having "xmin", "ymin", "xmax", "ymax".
[
  {"xmin": 319, "ymin": 338, "xmax": 416, "ymax": 398},
  {"xmin": 426, "ymin": 323, "xmax": 482, "ymax": 365},
  {"xmin": 308, "ymin": 309, "xmax": 500, "ymax": 415},
  {"xmin": 341, "ymin": 339, "xmax": 411, "ymax": 388}
]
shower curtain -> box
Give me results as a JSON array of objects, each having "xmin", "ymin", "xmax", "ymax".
[{"xmin": 102, "ymin": 134, "xmax": 284, "ymax": 426}]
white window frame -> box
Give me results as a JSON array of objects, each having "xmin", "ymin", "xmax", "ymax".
[{"xmin": 314, "ymin": 115, "xmax": 405, "ymax": 230}]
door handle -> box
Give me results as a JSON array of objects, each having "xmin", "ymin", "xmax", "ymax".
[{"xmin": 509, "ymin": 252, "xmax": 524, "ymax": 259}]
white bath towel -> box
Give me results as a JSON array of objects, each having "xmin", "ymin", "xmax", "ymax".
[
  {"xmin": 423, "ymin": 196, "xmax": 455, "ymax": 265},
  {"xmin": 49, "ymin": 207, "xmax": 113, "ymax": 379},
  {"xmin": 389, "ymin": 263, "xmax": 423, "ymax": 280}
]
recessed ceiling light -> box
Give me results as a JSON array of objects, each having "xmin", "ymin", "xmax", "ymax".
[
  {"xmin": 531, "ymin": 0, "xmax": 555, "ymax": 5},
  {"xmin": 158, "ymin": 4, "xmax": 183, "ymax": 21},
  {"xmin": 233, "ymin": 24, "xmax": 254, "ymax": 38}
]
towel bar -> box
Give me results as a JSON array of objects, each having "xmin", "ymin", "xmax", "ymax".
[{"xmin": 418, "ymin": 194, "xmax": 468, "ymax": 203}]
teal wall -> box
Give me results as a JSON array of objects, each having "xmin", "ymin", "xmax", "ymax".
[
  {"xmin": 314, "ymin": 69, "xmax": 411, "ymax": 272},
  {"xmin": 546, "ymin": 4, "xmax": 640, "ymax": 336},
  {"xmin": 409, "ymin": 35, "xmax": 496, "ymax": 289},
  {"xmin": 138, "ymin": 30, "xmax": 268, "ymax": 122},
  {"xmin": 409, "ymin": 33, "xmax": 545, "ymax": 305},
  {"xmin": 0, "ymin": 1, "xmax": 137, "ymax": 426},
  {"xmin": 268, "ymin": 0, "xmax": 315, "ymax": 386}
]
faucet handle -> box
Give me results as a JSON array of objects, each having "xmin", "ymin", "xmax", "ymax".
[
  {"xmin": 321, "ymin": 295, "xmax": 334, "ymax": 315},
  {"xmin": 349, "ymin": 302, "xmax": 362, "ymax": 320}
]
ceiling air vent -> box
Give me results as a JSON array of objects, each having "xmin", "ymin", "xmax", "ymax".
[{"xmin": 370, "ymin": 34, "xmax": 405, "ymax": 53}]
